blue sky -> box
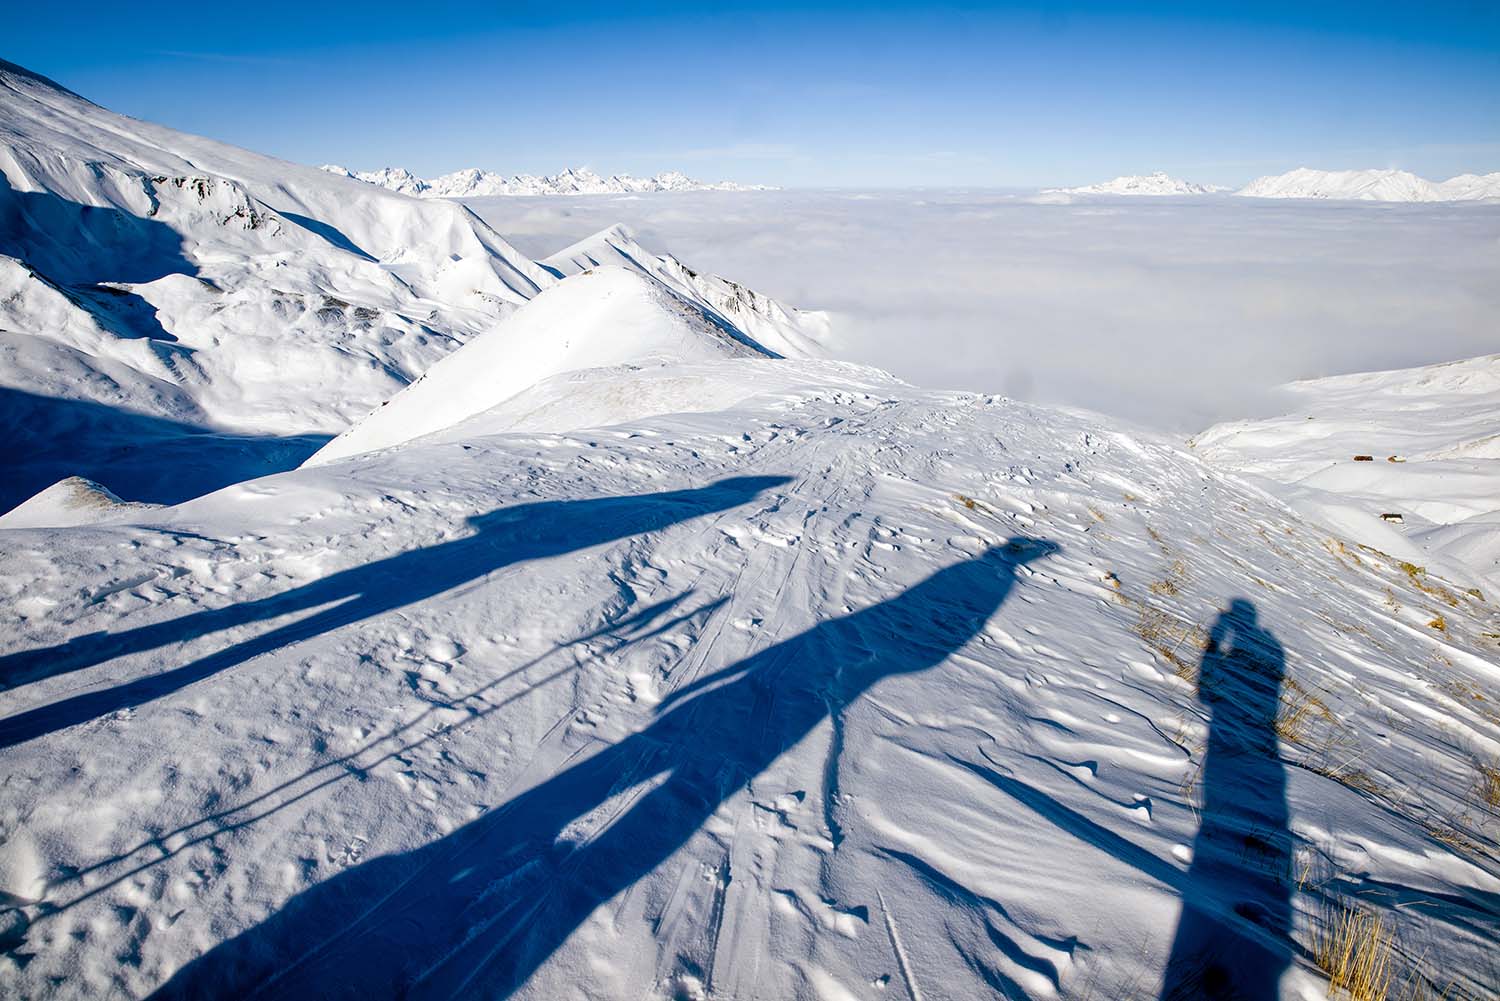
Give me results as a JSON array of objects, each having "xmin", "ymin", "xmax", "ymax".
[{"xmin": 9, "ymin": 2, "xmax": 1499, "ymax": 187}]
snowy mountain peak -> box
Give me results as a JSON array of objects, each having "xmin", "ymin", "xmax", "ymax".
[
  {"xmin": 309, "ymin": 266, "xmax": 778, "ymax": 464},
  {"xmin": 318, "ymin": 164, "xmax": 776, "ymax": 198},
  {"xmin": 1052, "ymin": 171, "xmax": 1226, "ymax": 196},
  {"xmin": 1237, "ymin": 167, "xmax": 1500, "ymax": 202}
]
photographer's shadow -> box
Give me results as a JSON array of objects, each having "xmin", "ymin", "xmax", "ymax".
[{"xmin": 1162, "ymin": 598, "xmax": 1291, "ymax": 1000}]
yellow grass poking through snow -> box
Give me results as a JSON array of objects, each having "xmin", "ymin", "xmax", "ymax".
[{"xmin": 1316, "ymin": 902, "xmax": 1395, "ymax": 1001}]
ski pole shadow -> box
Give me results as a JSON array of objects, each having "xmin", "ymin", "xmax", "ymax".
[
  {"xmin": 1161, "ymin": 598, "xmax": 1292, "ymax": 1001},
  {"xmin": 0, "ymin": 476, "xmax": 791, "ymax": 749},
  {"xmin": 152, "ymin": 537, "xmax": 1059, "ymax": 1000}
]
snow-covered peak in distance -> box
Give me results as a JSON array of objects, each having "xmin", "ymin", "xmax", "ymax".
[
  {"xmin": 1049, "ymin": 171, "xmax": 1228, "ymax": 196},
  {"xmin": 1238, "ymin": 167, "xmax": 1500, "ymax": 202},
  {"xmin": 319, "ymin": 163, "xmax": 776, "ymax": 198}
]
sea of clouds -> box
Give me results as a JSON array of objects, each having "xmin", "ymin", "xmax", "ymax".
[{"xmin": 467, "ymin": 191, "xmax": 1500, "ymax": 432}]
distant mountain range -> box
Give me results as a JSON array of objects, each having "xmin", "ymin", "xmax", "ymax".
[
  {"xmin": 1237, "ymin": 167, "xmax": 1500, "ymax": 202},
  {"xmin": 319, "ymin": 164, "xmax": 776, "ymax": 197},
  {"xmin": 1051, "ymin": 171, "xmax": 1230, "ymax": 195},
  {"xmin": 1053, "ymin": 168, "xmax": 1500, "ymax": 202}
]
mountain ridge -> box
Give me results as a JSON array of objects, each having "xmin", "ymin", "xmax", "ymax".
[{"xmin": 319, "ymin": 164, "xmax": 776, "ymax": 198}]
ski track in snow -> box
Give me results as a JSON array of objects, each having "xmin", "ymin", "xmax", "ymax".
[{"xmin": 1, "ymin": 381, "xmax": 1498, "ymax": 999}]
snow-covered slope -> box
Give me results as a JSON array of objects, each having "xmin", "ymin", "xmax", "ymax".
[
  {"xmin": 2, "ymin": 362, "xmax": 1498, "ymax": 1000},
  {"xmin": 0, "ymin": 61, "xmax": 822, "ymax": 516},
  {"xmin": 1435, "ymin": 172, "xmax": 1500, "ymax": 201},
  {"xmin": 321, "ymin": 164, "xmax": 774, "ymax": 197},
  {"xmin": 0, "ymin": 58, "xmax": 558, "ymax": 509},
  {"xmin": 1052, "ymin": 171, "xmax": 1225, "ymax": 195},
  {"xmin": 1238, "ymin": 167, "xmax": 1500, "ymax": 202},
  {"xmin": 310, "ymin": 267, "xmax": 778, "ymax": 464},
  {"xmin": 3, "ymin": 56, "xmax": 1500, "ymax": 1001},
  {"xmin": 543, "ymin": 223, "xmax": 831, "ymax": 359},
  {"xmin": 1194, "ymin": 354, "xmax": 1500, "ymax": 591}
]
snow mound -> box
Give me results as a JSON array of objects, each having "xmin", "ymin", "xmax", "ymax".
[
  {"xmin": 309, "ymin": 267, "xmax": 777, "ymax": 464},
  {"xmin": 0, "ymin": 476, "xmax": 157, "ymax": 529},
  {"xmin": 1237, "ymin": 167, "xmax": 1500, "ymax": 202},
  {"xmin": 1051, "ymin": 171, "xmax": 1224, "ymax": 195},
  {"xmin": 320, "ymin": 164, "xmax": 776, "ymax": 198},
  {"xmin": 543, "ymin": 223, "xmax": 830, "ymax": 359},
  {"xmin": 1195, "ymin": 353, "xmax": 1500, "ymax": 589}
]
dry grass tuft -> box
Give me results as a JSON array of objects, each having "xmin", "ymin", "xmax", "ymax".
[
  {"xmin": 1276, "ymin": 678, "xmax": 1336, "ymax": 744},
  {"xmin": 1427, "ymin": 615, "xmax": 1448, "ymax": 633},
  {"xmin": 1316, "ymin": 901, "xmax": 1395, "ymax": 1001},
  {"xmin": 1478, "ymin": 760, "xmax": 1500, "ymax": 810}
]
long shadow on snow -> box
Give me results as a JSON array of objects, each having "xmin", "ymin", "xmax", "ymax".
[
  {"xmin": 0, "ymin": 388, "xmax": 332, "ymax": 515},
  {"xmin": 1161, "ymin": 598, "xmax": 1291, "ymax": 1001},
  {"xmin": 153, "ymin": 537, "xmax": 1058, "ymax": 999},
  {"xmin": 0, "ymin": 476, "xmax": 790, "ymax": 748},
  {"xmin": 0, "ymin": 170, "xmax": 196, "ymax": 286}
]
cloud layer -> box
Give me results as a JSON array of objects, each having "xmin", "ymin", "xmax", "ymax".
[{"xmin": 470, "ymin": 191, "xmax": 1500, "ymax": 431}]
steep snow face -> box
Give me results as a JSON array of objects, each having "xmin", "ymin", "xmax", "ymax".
[
  {"xmin": 1053, "ymin": 171, "xmax": 1225, "ymax": 195},
  {"xmin": 1237, "ymin": 167, "xmax": 1500, "ymax": 202},
  {"xmin": 543, "ymin": 223, "xmax": 831, "ymax": 359},
  {"xmin": 2, "ymin": 366, "xmax": 1497, "ymax": 1000},
  {"xmin": 319, "ymin": 163, "xmax": 775, "ymax": 197},
  {"xmin": 1195, "ymin": 354, "xmax": 1500, "ymax": 590},
  {"xmin": 309, "ymin": 267, "xmax": 777, "ymax": 464}
]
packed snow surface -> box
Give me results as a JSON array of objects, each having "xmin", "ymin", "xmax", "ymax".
[
  {"xmin": 1050, "ymin": 171, "xmax": 1226, "ymax": 195},
  {"xmin": 320, "ymin": 164, "xmax": 774, "ymax": 197},
  {"xmin": 1238, "ymin": 167, "xmax": 1500, "ymax": 202},
  {"xmin": 5, "ymin": 360, "xmax": 1500, "ymax": 1000}
]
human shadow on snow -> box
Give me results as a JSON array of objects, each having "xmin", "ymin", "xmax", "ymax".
[
  {"xmin": 152, "ymin": 537, "xmax": 1057, "ymax": 999},
  {"xmin": 0, "ymin": 476, "xmax": 790, "ymax": 749},
  {"xmin": 1160, "ymin": 598, "xmax": 1291, "ymax": 1001}
]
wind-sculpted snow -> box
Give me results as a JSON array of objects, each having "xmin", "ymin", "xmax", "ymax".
[{"xmin": 1, "ymin": 367, "xmax": 1497, "ymax": 999}]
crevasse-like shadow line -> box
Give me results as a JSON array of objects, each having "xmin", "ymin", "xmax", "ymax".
[
  {"xmin": 1161, "ymin": 598, "xmax": 1291, "ymax": 1001},
  {"xmin": 0, "ymin": 476, "xmax": 791, "ymax": 749},
  {"xmin": 153, "ymin": 537, "xmax": 1058, "ymax": 1000}
]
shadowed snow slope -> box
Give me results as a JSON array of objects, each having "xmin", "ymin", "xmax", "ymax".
[
  {"xmin": 1195, "ymin": 354, "xmax": 1500, "ymax": 590},
  {"xmin": 1, "ymin": 368, "xmax": 1497, "ymax": 1000},
  {"xmin": 0, "ymin": 57, "xmax": 553, "ymax": 496},
  {"xmin": 308, "ymin": 267, "xmax": 777, "ymax": 465}
]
